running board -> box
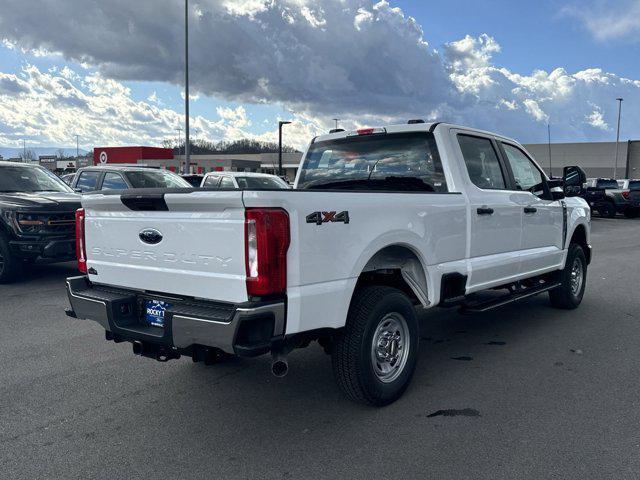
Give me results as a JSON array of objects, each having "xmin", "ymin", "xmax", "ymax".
[{"xmin": 459, "ymin": 282, "xmax": 561, "ymax": 314}]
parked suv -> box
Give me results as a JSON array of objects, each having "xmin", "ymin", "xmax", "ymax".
[
  {"xmin": 0, "ymin": 161, "xmax": 80, "ymax": 283},
  {"xmin": 200, "ymin": 171, "xmax": 290, "ymax": 190},
  {"xmin": 72, "ymin": 166, "xmax": 191, "ymax": 192},
  {"xmin": 66, "ymin": 122, "xmax": 590, "ymax": 406},
  {"xmin": 608, "ymin": 179, "xmax": 640, "ymax": 218}
]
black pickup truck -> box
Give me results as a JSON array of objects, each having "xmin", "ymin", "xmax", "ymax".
[
  {"xmin": 0, "ymin": 162, "xmax": 81, "ymax": 283},
  {"xmin": 581, "ymin": 178, "xmax": 619, "ymax": 218}
]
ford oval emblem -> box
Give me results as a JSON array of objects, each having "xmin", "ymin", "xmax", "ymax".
[{"xmin": 139, "ymin": 228, "xmax": 163, "ymax": 245}]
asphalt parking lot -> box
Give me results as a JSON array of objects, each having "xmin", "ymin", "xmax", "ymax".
[{"xmin": 1, "ymin": 217, "xmax": 639, "ymax": 479}]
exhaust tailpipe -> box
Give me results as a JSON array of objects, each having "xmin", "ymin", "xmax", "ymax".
[{"xmin": 271, "ymin": 355, "xmax": 289, "ymax": 378}]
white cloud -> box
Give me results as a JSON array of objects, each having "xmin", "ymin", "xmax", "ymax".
[
  {"xmin": 0, "ymin": 0, "xmax": 639, "ymax": 146},
  {"xmin": 0, "ymin": 65, "xmax": 322, "ymax": 150},
  {"xmin": 563, "ymin": 1, "xmax": 640, "ymax": 41}
]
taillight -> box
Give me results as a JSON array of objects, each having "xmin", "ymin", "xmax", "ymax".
[
  {"xmin": 244, "ymin": 208, "xmax": 290, "ymax": 297},
  {"xmin": 622, "ymin": 191, "xmax": 630, "ymax": 199},
  {"xmin": 75, "ymin": 208, "xmax": 87, "ymax": 274},
  {"xmin": 353, "ymin": 127, "xmax": 386, "ymax": 136}
]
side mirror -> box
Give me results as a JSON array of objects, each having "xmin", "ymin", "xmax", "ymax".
[
  {"xmin": 563, "ymin": 166, "xmax": 586, "ymax": 196},
  {"xmin": 74, "ymin": 188, "xmax": 82, "ymax": 193}
]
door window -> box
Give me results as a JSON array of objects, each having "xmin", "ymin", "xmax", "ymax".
[
  {"xmin": 501, "ymin": 143, "xmax": 543, "ymax": 192},
  {"xmin": 220, "ymin": 177, "xmax": 235, "ymax": 189},
  {"xmin": 458, "ymin": 135, "xmax": 506, "ymax": 190},
  {"xmin": 101, "ymin": 172, "xmax": 128, "ymax": 190},
  {"xmin": 203, "ymin": 175, "xmax": 221, "ymax": 188},
  {"xmin": 76, "ymin": 171, "xmax": 101, "ymax": 192}
]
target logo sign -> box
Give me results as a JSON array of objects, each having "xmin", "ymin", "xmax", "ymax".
[{"xmin": 99, "ymin": 151, "xmax": 108, "ymax": 164}]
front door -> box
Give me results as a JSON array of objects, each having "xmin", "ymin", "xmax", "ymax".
[{"xmin": 498, "ymin": 142, "xmax": 564, "ymax": 275}]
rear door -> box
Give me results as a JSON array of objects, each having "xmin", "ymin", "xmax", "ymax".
[
  {"xmin": 82, "ymin": 191, "xmax": 248, "ymax": 303},
  {"xmin": 454, "ymin": 131, "xmax": 523, "ymax": 290},
  {"xmin": 498, "ymin": 142, "xmax": 563, "ymax": 275}
]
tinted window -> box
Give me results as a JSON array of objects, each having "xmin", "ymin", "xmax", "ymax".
[
  {"xmin": 0, "ymin": 166, "xmax": 73, "ymax": 193},
  {"xmin": 203, "ymin": 175, "xmax": 220, "ymax": 188},
  {"xmin": 297, "ymin": 132, "xmax": 447, "ymax": 191},
  {"xmin": 501, "ymin": 143, "xmax": 543, "ymax": 192},
  {"xmin": 124, "ymin": 170, "xmax": 191, "ymax": 189},
  {"xmin": 596, "ymin": 179, "xmax": 619, "ymax": 189},
  {"xmin": 235, "ymin": 176, "xmax": 289, "ymax": 190},
  {"xmin": 629, "ymin": 181, "xmax": 640, "ymax": 191},
  {"xmin": 101, "ymin": 172, "xmax": 128, "ymax": 190},
  {"xmin": 76, "ymin": 171, "xmax": 101, "ymax": 192},
  {"xmin": 458, "ymin": 135, "xmax": 506, "ymax": 190},
  {"xmin": 220, "ymin": 177, "xmax": 235, "ymax": 189}
]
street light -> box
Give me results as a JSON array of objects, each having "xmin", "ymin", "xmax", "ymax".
[
  {"xmin": 184, "ymin": 0, "xmax": 190, "ymax": 175},
  {"xmin": 614, "ymin": 97, "xmax": 623, "ymax": 179},
  {"xmin": 332, "ymin": 118, "xmax": 339, "ymax": 130},
  {"xmin": 278, "ymin": 120, "xmax": 292, "ymax": 177},
  {"xmin": 547, "ymin": 123, "xmax": 552, "ymax": 177}
]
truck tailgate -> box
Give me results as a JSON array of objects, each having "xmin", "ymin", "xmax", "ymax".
[{"xmin": 82, "ymin": 191, "xmax": 248, "ymax": 303}]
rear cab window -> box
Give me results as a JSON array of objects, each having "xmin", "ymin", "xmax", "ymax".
[
  {"xmin": 76, "ymin": 171, "xmax": 101, "ymax": 192},
  {"xmin": 457, "ymin": 135, "xmax": 506, "ymax": 190},
  {"xmin": 297, "ymin": 131, "xmax": 447, "ymax": 191},
  {"xmin": 101, "ymin": 172, "xmax": 128, "ymax": 190}
]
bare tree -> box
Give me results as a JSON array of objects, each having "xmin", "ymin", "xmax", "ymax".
[{"xmin": 21, "ymin": 149, "xmax": 36, "ymax": 161}]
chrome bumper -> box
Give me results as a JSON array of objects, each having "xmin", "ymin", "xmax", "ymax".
[{"xmin": 66, "ymin": 276, "xmax": 285, "ymax": 356}]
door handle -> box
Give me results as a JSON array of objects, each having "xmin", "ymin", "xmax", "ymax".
[
  {"xmin": 476, "ymin": 207, "xmax": 494, "ymax": 215},
  {"xmin": 524, "ymin": 206, "xmax": 538, "ymax": 214}
]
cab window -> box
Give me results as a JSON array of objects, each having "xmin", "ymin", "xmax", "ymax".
[
  {"xmin": 457, "ymin": 135, "xmax": 506, "ymax": 190},
  {"xmin": 76, "ymin": 171, "xmax": 101, "ymax": 192},
  {"xmin": 101, "ymin": 172, "xmax": 128, "ymax": 190},
  {"xmin": 203, "ymin": 175, "xmax": 220, "ymax": 188},
  {"xmin": 220, "ymin": 177, "xmax": 235, "ymax": 189},
  {"xmin": 501, "ymin": 143, "xmax": 543, "ymax": 192}
]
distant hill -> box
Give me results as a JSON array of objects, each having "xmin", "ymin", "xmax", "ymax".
[{"xmin": 0, "ymin": 147, "xmax": 89, "ymax": 160}]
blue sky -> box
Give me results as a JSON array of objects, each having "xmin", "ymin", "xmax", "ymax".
[{"xmin": 0, "ymin": 0, "xmax": 638, "ymax": 150}]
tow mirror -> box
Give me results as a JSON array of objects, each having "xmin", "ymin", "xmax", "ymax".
[{"xmin": 563, "ymin": 166, "xmax": 586, "ymax": 197}]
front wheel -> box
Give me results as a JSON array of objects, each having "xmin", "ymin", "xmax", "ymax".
[
  {"xmin": 549, "ymin": 243, "xmax": 587, "ymax": 309},
  {"xmin": 332, "ymin": 286, "xmax": 419, "ymax": 406},
  {"xmin": 0, "ymin": 234, "xmax": 21, "ymax": 284}
]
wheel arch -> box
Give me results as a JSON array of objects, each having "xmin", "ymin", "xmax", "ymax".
[
  {"xmin": 568, "ymin": 222, "xmax": 591, "ymax": 265},
  {"xmin": 355, "ymin": 243, "xmax": 431, "ymax": 307}
]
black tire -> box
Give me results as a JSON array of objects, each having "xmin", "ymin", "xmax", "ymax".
[
  {"xmin": 549, "ymin": 243, "xmax": 587, "ymax": 309},
  {"xmin": 598, "ymin": 202, "xmax": 616, "ymax": 218},
  {"xmin": 623, "ymin": 208, "xmax": 638, "ymax": 219},
  {"xmin": 0, "ymin": 233, "xmax": 22, "ymax": 284},
  {"xmin": 332, "ymin": 286, "xmax": 419, "ymax": 406}
]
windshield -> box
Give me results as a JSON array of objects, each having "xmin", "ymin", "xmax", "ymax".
[
  {"xmin": 124, "ymin": 170, "xmax": 191, "ymax": 189},
  {"xmin": 297, "ymin": 132, "xmax": 447, "ymax": 191},
  {"xmin": 596, "ymin": 179, "xmax": 619, "ymax": 189},
  {"xmin": 236, "ymin": 176, "xmax": 289, "ymax": 190},
  {"xmin": 0, "ymin": 166, "xmax": 74, "ymax": 193}
]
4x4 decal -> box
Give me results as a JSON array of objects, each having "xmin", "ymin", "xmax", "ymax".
[{"xmin": 306, "ymin": 211, "xmax": 350, "ymax": 226}]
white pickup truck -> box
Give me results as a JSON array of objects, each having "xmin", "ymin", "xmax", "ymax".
[{"xmin": 66, "ymin": 121, "xmax": 591, "ymax": 406}]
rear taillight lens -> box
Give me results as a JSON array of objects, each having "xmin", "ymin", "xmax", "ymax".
[
  {"xmin": 75, "ymin": 208, "xmax": 87, "ymax": 274},
  {"xmin": 244, "ymin": 208, "xmax": 290, "ymax": 297},
  {"xmin": 622, "ymin": 191, "xmax": 630, "ymax": 199}
]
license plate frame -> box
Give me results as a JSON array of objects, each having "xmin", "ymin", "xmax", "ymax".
[{"xmin": 142, "ymin": 298, "xmax": 172, "ymax": 328}]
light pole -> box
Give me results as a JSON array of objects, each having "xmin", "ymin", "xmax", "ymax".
[
  {"xmin": 278, "ymin": 121, "xmax": 292, "ymax": 177},
  {"xmin": 332, "ymin": 118, "xmax": 339, "ymax": 130},
  {"xmin": 74, "ymin": 134, "xmax": 80, "ymax": 159},
  {"xmin": 614, "ymin": 97, "xmax": 623, "ymax": 179},
  {"xmin": 23, "ymin": 139, "xmax": 26, "ymax": 161},
  {"xmin": 176, "ymin": 127, "xmax": 183, "ymax": 161},
  {"xmin": 547, "ymin": 123, "xmax": 552, "ymax": 177},
  {"xmin": 184, "ymin": 0, "xmax": 190, "ymax": 174}
]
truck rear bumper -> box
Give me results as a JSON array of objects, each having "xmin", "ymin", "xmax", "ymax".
[{"xmin": 65, "ymin": 276, "xmax": 285, "ymax": 357}]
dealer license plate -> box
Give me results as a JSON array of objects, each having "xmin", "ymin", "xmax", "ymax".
[{"xmin": 143, "ymin": 299, "xmax": 171, "ymax": 328}]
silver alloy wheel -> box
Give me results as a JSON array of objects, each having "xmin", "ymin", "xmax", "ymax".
[
  {"xmin": 371, "ymin": 312, "xmax": 410, "ymax": 383},
  {"xmin": 570, "ymin": 257, "xmax": 584, "ymax": 296}
]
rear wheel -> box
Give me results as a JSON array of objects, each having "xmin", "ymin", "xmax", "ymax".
[
  {"xmin": 332, "ymin": 286, "xmax": 419, "ymax": 406},
  {"xmin": 549, "ymin": 243, "xmax": 587, "ymax": 309},
  {"xmin": 0, "ymin": 234, "xmax": 22, "ymax": 284},
  {"xmin": 598, "ymin": 202, "xmax": 616, "ymax": 218}
]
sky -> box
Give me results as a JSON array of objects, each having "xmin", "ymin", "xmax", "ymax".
[{"xmin": 0, "ymin": 0, "xmax": 638, "ymax": 152}]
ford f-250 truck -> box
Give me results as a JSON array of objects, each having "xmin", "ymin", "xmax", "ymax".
[{"xmin": 66, "ymin": 122, "xmax": 591, "ymax": 406}]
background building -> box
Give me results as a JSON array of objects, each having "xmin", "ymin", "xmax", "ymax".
[{"xmin": 524, "ymin": 140, "xmax": 640, "ymax": 179}]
